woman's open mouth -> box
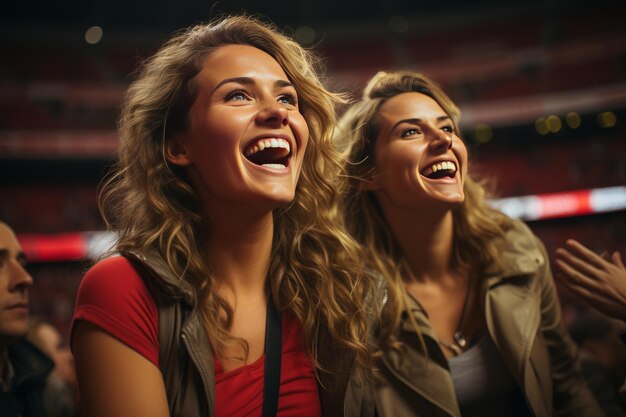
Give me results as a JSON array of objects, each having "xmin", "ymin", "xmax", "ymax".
[
  {"xmin": 244, "ymin": 137, "xmax": 292, "ymax": 169},
  {"xmin": 420, "ymin": 160, "xmax": 457, "ymax": 180}
]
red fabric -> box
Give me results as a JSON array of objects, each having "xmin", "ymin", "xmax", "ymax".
[
  {"xmin": 71, "ymin": 256, "xmax": 321, "ymax": 417},
  {"xmin": 214, "ymin": 315, "xmax": 321, "ymax": 417},
  {"xmin": 72, "ymin": 256, "xmax": 160, "ymax": 366}
]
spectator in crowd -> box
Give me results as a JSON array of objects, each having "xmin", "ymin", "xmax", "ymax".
[
  {"xmin": 0, "ymin": 221, "xmax": 53, "ymax": 417},
  {"xmin": 556, "ymin": 239, "xmax": 626, "ymax": 323},
  {"xmin": 28, "ymin": 320, "xmax": 77, "ymax": 417},
  {"xmin": 335, "ymin": 70, "xmax": 603, "ymax": 417}
]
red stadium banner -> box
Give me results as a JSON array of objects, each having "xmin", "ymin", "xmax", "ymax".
[{"xmin": 16, "ymin": 186, "xmax": 626, "ymax": 262}]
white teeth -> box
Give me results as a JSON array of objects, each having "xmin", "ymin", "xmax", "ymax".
[
  {"xmin": 245, "ymin": 138, "xmax": 290, "ymax": 156},
  {"xmin": 429, "ymin": 161, "xmax": 457, "ymax": 174},
  {"xmin": 262, "ymin": 163, "xmax": 286, "ymax": 169}
]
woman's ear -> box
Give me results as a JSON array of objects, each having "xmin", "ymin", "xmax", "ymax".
[{"xmin": 166, "ymin": 135, "xmax": 192, "ymax": 167}]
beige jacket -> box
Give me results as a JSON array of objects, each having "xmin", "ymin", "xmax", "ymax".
[{"xmin": 375, "ymin": 220, "xmax": 604, "ymax": 417}]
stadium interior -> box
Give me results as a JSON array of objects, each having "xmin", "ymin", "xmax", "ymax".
[{"xmin": 1, "ymin": 0, "xmax": 624, "ymax": 337}]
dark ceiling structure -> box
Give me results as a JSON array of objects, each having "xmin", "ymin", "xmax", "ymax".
[
  {"xmin": 3, "ymin": 0, "xmax": 527, "ymax": 29},
  {"xmin": 3, "ymin": 0, "xmax": 608, "ymax": 34}
]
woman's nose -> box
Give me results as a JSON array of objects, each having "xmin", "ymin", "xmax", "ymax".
[
  {"xmin": 428, "ymin": 128, "xmax": 453, "ymax": 151},
  {"xmin": 256, "ymin": 101, "xmax": 289, "ymax": 127}
]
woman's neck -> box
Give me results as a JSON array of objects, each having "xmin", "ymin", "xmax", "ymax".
[
  {"xmin": 208, "ymin": 206, "xmax": 275, "ymax": 299},
  {"xmin": 206, "ymin": 205, "xmax": 276, "ymax": 368},
  {"xmin": 381, "ymin": 203, "xmax": 456, "ymax": 282}
]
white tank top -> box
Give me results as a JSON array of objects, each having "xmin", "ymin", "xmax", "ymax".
[{"xmin": 448, "ymin": 333, "xmax": 529, "ymax": 416}]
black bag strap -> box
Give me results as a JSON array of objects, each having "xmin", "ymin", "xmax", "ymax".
[
  {"xmin": 129, "ymin": 252, "xmax": 282, "ymax": 416},
  {"xmin": 262, "ymin": 295, "xmax": 282, "ymax": 417}
]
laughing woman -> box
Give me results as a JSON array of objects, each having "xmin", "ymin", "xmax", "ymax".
[
  {"xmin": 71, "ymin": 16, "xmax": 376, "ymax": 417},
  {"xmin": 336, "ymin": 71, "xmax": 603, "ymax": 417}
]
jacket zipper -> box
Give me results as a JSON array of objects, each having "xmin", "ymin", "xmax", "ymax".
[{"xmin": 182, "ymin": 332, "xmax": 214, "ymax": 415}]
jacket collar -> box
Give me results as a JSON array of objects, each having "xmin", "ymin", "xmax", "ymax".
[{"xmin": 124, "ymin": 249, "xmax": 196, "ymax": 308}]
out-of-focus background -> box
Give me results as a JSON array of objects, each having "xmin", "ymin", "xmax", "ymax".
[{"xmin": 1, "ymin": 0, "xmax": 625, "ymax": 340}]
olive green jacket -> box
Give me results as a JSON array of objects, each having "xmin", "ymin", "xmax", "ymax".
[
  {"xmin": 126, "ymin": 250, "xmax": 375, "ymax": 417},
  {"xmin": 375, "ymin": 220, "xmax": 604, "ymax": 417}
]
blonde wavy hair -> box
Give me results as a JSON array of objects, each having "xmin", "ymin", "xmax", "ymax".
[
  {"xmin": 99, "ymin": 15, "xmax": 375, "ymax": 371},
  {"xmin": 335, "ymin": 71, "xmax": 515, "ymax": 350}
]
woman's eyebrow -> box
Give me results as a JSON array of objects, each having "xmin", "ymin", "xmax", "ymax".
[
  {"xmin": 390, "ymin": 115, "xmax": 451, "ymax": 132},
  {"xmin": 213, "ymin": 76, "xmax": 255, "ymax": 93},
  {"xmin": 213, "ymin": 77, "xmax": 294, "ymax": 93},
  {"xmin": 274, "ymin": 80, "xmax": 294, "ymax": 89}
]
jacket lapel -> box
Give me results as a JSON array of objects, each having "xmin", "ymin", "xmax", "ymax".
[
  {"xmin": 481, "ymin": 241, "xmax": 545, "ymax": 399},
  {"xmin": 381, "ymin": 295, "xmax": 461, "ymax": 417}
]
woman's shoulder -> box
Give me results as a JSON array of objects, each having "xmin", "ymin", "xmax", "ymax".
[
  {"xmin": 501, "ymin": 217, "xmax": 533, "ymax": 238},
  {"xmin": 494, "ymin": 219, "xmax": 548, "ymax": 275},
  {"xmin": 85, "ymin": 255, "xmax": 140, "ymax": 277},
  {"xmin": 497, "ymin": 218, "xmax": 543, "ymax": 249},
  {"xmin": 73, "ymin": 255, "xmax": 160, "ymax": 367},
  {"xmin": 78, "ymin": 255, "xmax": 155, "ymax": 309}
]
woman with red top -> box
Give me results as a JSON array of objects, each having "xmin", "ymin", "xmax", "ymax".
[{"xmin": 71, "ymin": 16, "xmax": 377, "ymax": 417}]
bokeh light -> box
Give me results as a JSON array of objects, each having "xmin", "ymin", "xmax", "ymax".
[
  {"xmin": 85, "ymin": 26, "xmax": 103, "ymax": 44},
  {"xmin": 546, "ymin": 115, "xmax": 562, "ymax": 133},
  {"xmin": 474, "ymin": 123, "xmax": 493, "ymax": 143},
  {"xmin": 535, "ymin": 117, "xmax": 549, "ymax": 135},
  {"xmin": 295, "ymin": 25, "xmax": 316, "ymax": 45},
  {"xmin": 565, "ymin": 112, "xmax": 581, "ymax": 129},
  {"xmin": 597, "ymin": 111, "xmax": 617, "ymax": 128}
]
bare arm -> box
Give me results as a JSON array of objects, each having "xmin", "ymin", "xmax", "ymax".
[
  {"xmin": 73, "ymin": 321, "xmax": 170, "ymax": 417},
  {"xmin": 555, "ymin": 239, "xmax": 626, "ymax": 322}
]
